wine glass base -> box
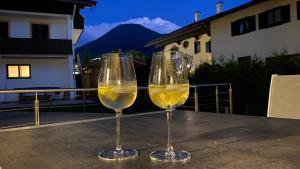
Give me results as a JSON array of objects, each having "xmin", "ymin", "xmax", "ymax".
[
  {"xmin": 150, "ymin": 149, "xmax": 191, "ymax": 162},
  {"xmin": 98, "ymin": 149, "xmax": 138, "ymax": 161}
]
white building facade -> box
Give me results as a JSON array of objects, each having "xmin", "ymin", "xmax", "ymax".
[
  {"xmin": 147, "ymin": 0, "xmax": 300, "ymax": 63},
  {"xmin": 0, "ymin": 0, "xmax": 96, "ymax": 102},
  {"xmin": 211, "ymin": 0, "xmax": 300, "ymax": 60},
  {"xmin": 163, "ymin": 34, "xmax": 212, "ymax": 66}
]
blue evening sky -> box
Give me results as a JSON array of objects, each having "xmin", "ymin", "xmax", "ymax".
[{"xmin": 77, "ymin": 0, "xmax": 251, "ymax": 47}]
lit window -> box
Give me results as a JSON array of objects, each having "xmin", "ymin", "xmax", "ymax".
[
  {"xmin": 7, "ymin": 66, "xmax": 19, "ymax": 78},
  {"xmin": 7, "ymin": 65, "xmax": 31, "ymax": 79},
  {"xmin": 20, "ymin": 65, "xmax": 30, "ymax": 78}
]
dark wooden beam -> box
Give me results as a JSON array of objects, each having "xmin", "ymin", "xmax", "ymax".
[{"xmin": 0, "ymin": 38, "xmax": 73, "ymax": 55}]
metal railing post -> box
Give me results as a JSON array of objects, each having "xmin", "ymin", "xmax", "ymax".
[
  {"xmin": 194, "ymin": 87, "xmax": 199, "ymax": 112},
  {"xmin": 215, "ymin": 86, "xmax": 219, "ymax": 113},
  {"xmin": 229, "ymin": 85, "xmax": 233, "ymax": 114},
  {"xmin": 83, "ymin": 91, "xmax": 86, "ymax": 113},
  {"xmin": 34, "ymin": 92, "xmax": 40, "ymax": 126}
]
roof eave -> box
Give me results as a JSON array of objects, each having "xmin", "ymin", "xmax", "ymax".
[
  {"xmin": 146, "ymin": 0, "xmax": 268, "ymax": 47},
  {"xmin": 47, "ymin": 0, "xmax": 97, "ymax": 7},
  {"xmin": 146, "ymin": 21, "xmax": 210, "ymax": 47}
]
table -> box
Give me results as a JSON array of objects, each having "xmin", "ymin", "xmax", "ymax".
[{"xmin": 0, "ymin": 111, "xmax": 299, "ymax": 169}]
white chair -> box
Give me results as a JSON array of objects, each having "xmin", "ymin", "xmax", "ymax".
[{"xmin": 267, "ymin": 74, "xmax": 300, "ymax": 119}]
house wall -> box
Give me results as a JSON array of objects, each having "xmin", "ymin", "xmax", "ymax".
[
  {"xmin": 164, "ymin": 34, "xmax": 212, "ymax": 66},
  {"xmin": 0, "ymin": 10, "xmax": 76, "ymax": 102},
  {"xmin": 0, "ymin": 12, "xmax": 69, "ymax": 39},
  {"xmin": 211, "ymin": 0, "xmax": 300, "ymax": 60},
  {"xmin": 0, "ymin": 56, "xmax": 74, "ymax": 102}
]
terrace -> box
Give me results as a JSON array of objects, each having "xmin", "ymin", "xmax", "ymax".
[{"xmin": 0, "ymin": 85, "xmax": 299, "ymax": 169}]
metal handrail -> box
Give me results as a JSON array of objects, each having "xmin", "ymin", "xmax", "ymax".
[
  {"xmin": 0, "ymin": 83, "xmax": 232, "ymax": 94},
  {"xmin": 0, "ymin": 83, "xmax": 233, "ymax": 127},
  {"xmin": 191, "ymin": 83, "xmax": 232, "ymax": 88},
  {"xmin": 0, "ymin": 88, "xmax": 97, "ymax": 94},
  {"xmin": 0, "ymin": 87, "xmax": 152, "ymax": 94}
]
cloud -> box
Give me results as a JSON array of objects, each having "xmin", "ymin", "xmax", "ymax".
[{"xmin": 76, "ymin": 17, "xmax": 180, "ymax": 47}]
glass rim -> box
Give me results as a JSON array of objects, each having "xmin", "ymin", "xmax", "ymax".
[
  {"xmin": 101, "ymin": 52, "xmax": 132, "ymax": 58},
  {"xmin": 152, "ymin": 51, "xmax": 186, "ymax": 57}
]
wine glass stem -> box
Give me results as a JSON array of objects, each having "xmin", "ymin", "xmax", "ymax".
[
  {"xmin": 166, "ymin": 108, "xmax": 175, "ymax": 157},
  {"xmin": 115, "ymin": 109, "xmax": 122, "ymax": 153}
]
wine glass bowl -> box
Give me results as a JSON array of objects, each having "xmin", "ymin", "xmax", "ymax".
[
  {"xmin": 148, "ymin": 51, "xmax": 191, "ymax": 162},
  {"xmin": 97, "ymin": 53, "xmax": 138, "ymax": 160},
  {"xmin": 98, "ymin": 81, "xmax": 137, "ymax": 110}
]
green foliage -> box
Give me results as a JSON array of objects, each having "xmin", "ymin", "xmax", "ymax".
[
  {"xmin": 127, "ymin": 50, "xmax": 147, "ymax": 62},
  {"xmin": 190, "ymin": 53, "xmax": 300, "ymax": 116},
  {"xmin": 82, "ymin": 47, "xmax": 92, "ymax": 67}
]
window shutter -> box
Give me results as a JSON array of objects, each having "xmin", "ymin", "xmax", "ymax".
[
  {"xmin": 231, "ymin": 22, "xmax": 236, "ymax": 36},
  {"xmin": 0, "ymin": 22, "xmax": 9, "ymax": 39},
  {"xmin": 281, "ymin": 5, "xmax": 290, "ymax": 23},
  {"xmin": 206, "ymin": 41, "xmax": 211, "ymax": 53},
  {"xmin": 249, "ymin": 16, "xmax": 256, "ymax": 31},
  {"xmin": 231, "ymin": 21, "xmax": 239, "ymax": 36},
  {"xmin": 259, "ymin": 12, "xmax": 267, "ymax": 29},
  {"xmin": 32, "ymin": 24, "xmax": 49, "ymax": 39},
  {"xmin": 41, "ymin": 25, "xmax": 49, "ymax": 39},
  {"xmin": 297, "ymin": 1, "xmax": 300, "ymax": 20},
  {"xmin": 194, "ymin": 41, "xmax": 201, "ymax": 54}
]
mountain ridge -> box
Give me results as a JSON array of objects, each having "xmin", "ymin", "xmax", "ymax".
[{"xmin": 75, "ymin": 24, "xmax": 163, "ymax": 57}]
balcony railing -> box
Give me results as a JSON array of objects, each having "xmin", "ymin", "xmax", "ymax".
[
  {"xmin": 0, "ymin": 83, "xmax": 232, "ymax": 128},
  {"xmin": 0, "ymin": 38, "xmax": 73, "ymax": 55}
]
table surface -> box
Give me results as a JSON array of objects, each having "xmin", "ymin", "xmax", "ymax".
[{"xmin": 0, "ymin": 111, "xmax": 299, "ymax": 169}]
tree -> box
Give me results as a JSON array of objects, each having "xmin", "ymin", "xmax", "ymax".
[
  {"xmin": 82, "ymin": 47, "xmax": 91, "ymax": 67},
  {"xmin": 127, "ymin": 50, "xmax": 147, "ymax": 62}
]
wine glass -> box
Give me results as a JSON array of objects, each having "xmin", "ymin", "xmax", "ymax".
[
  {"xmin": 97, "ymin": 53, "xmax": 138, "ymax": 160},
  {"xmin": 148, "ymin": 51, "xmax": 191, "ymax": 162}
]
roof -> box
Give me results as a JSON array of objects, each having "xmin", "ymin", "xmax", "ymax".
[
  {"xmin": 146, "ymin": 20, "xmax": 210, "ymax": 48},
  {"xmin": 146, "ymin": 0, "xmax": 268, "ymax": 47},
  {"xmin": 48, "ymin": 0, "xmax": 97, "ymax": 7},
  {"xmin": 0, "ymin": 0, "xmax": 97, "ymax": 15}
]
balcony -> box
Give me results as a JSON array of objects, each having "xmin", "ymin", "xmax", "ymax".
[{"xmin": 0, "ymin": 38, "xmax": 73, "ymax": 55}]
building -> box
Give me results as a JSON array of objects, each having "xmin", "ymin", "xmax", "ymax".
[
  {"xmin": 0, "ymin": 0, "xmax": 96, "ymax": 102},
  {"xmin": 147, "ymin": 0, "xmax": 300, "ymax": 65},
  {"xmin": 146, "ymin": 14, "xmax": 212, "ymax": 66},
  {"xmin": 81, "ymin": 56, "xmax": 147, "ymax": 97}
]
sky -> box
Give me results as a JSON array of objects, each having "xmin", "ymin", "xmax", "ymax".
[{"xmin": 77, "ymin": 0, "xmax": 251, "ymax": 47}]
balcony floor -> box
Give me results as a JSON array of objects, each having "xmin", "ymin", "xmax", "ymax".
[{"xmin": 0, "ymin": 111, "xmax": 299, "ymax": 169}]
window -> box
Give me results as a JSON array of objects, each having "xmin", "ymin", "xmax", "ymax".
[
  {"xmin": 259, "ymin": 5, "xmax": 290, "ymax": 29},
  {"xmin": 31, "ymin": 24, "xmax": 49, "ymax": 39},
  {"xmin": 183, "ymin": 41, "xmax": 189, "ymax": 48},
  {"xmin": 206, "ymin": 41, "xmax": 211, "ymax": 53},
  {"xmin": 0, "ymin": 22, "xmax": 8, "ymax": 39},
  {"xmin": 231, "ymin": 16, "xmax": 256, "ymax": 36},
  {"xmin": 7, "ymin": 65, "xmax": 31, "ymax": 79},
  {"xmin": 194, "ymin": 41, "xmax": 201, "ymax": 54},
  {"xmin": 297, "ymin": 1, "xmax": 300, "ymax": 20}
]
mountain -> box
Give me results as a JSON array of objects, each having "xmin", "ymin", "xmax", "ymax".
[{"xmin": 75, "ymin": 24, "xmax": 162, "ymax": 58}]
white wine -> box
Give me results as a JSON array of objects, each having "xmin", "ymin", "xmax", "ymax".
[
  {"xmin": 148, "ymin": 84, "xmax": 189, "ymax": 109},
  {"xmin": 98, "ymin": 81, "xmax": 137, "ymax": 110}
]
